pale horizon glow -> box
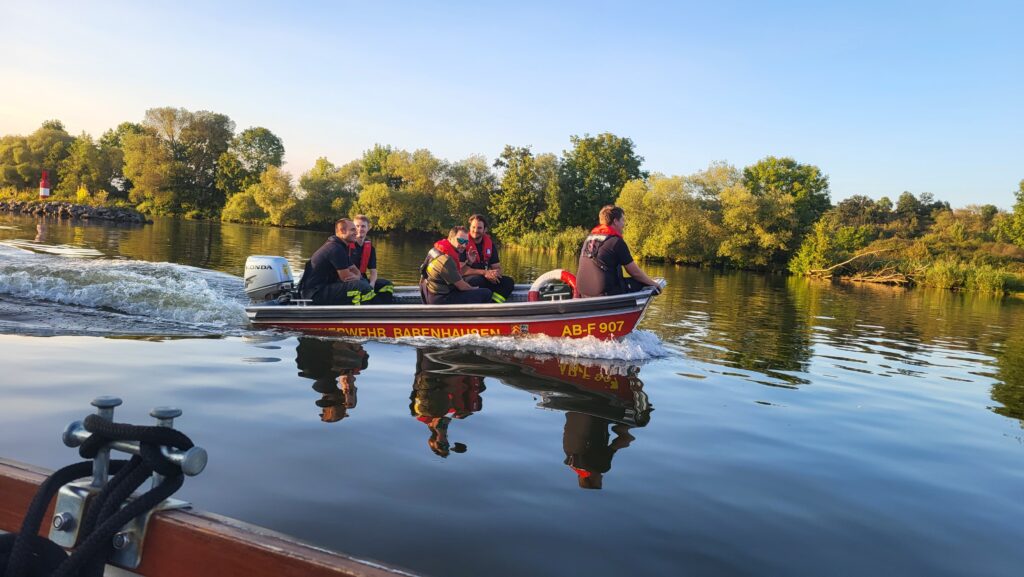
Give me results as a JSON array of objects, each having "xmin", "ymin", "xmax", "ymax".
[{"xmin": 1, "ymin": 0, "xmax": 1022, "ymax": 208}]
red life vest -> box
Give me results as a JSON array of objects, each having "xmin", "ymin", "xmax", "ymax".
[
  {"xmin": 432, "ymin": 239, "xmax": 461, "ymax": 264},
  {"xmin": 348, "ymin": 240, "xmax": 373, "ymax": 274},
  {"xmin": 589, "ymin": 224, "xmax": 621, "ymax": 238},
  {"xmin": 465, "ymin": 234, "xmax": 494, "ymax": 266}
]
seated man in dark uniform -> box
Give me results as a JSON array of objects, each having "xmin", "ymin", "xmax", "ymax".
[
  {"xmin": 420, "ymin": 226, "xmax": 492, "ymax": 305},
  {"xmin": 576, "ymin": 205, "xmax": 662, "ymax": 298},
  {"xmin": 462, "ymin": 214, "xmax": 515, "ymax": 303},
  {"xmin": 349, "ymin": 214, "xmax": 394, "ymax": 304},
  {"xmin": 297, "ymin": 218, "xmax": 379, "ymax": 305}
]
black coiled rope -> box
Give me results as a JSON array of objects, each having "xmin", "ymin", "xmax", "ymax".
[{"xmin": 1, "ymin": 415, "xmax": 195, "ymax": 577}]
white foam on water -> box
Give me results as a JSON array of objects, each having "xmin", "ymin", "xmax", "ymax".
[
  {"xmin": 0, "ymin": 244, "xmax": 248, "ymax": 330},
  {"xmin": 379, "ymin": 329, "xmax": 669, "ymax": 361}
]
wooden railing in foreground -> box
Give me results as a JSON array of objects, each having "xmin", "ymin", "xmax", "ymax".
[{"xmin": 0, "ymin": 458, "xmax": 418, "ymax": 577}]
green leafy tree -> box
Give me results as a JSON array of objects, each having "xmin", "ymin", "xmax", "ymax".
[
  {"xmin": 742, "ymin": 156, "xmax": 830, "ymax": 248},
  {"xmin": 56, "ymin": 133, "xmax": 107, "ymax": 197},
  {"xmin": 249, "ymin": 166, "xmax": 299, "ymax": 226},
  {"xmin": 26, "ymin": 122, "xmax": 75, "ymax": 191},
  {"xmin": 558, "ymin": 133, "xmax": 646, "ymax": 228},
  {"xmin": 616, "ymin": 165, "xmax": 732, "ymax": 263},
  {"xmin": 221, "ymin": 190, "xmax": 268, "ymax": 224},
  {"xmin": 216, "ymin": 127, "xmax": 284, "ymax": 196},
  {"xmin": 996, "ymin": 180, "xmax": 1024, "ymax": 247},
  {"xmin": 298, "ymin": 157, "xmax": 360, "ymax": 226},
  {"xmin": 535, "ymin": 153, "xmax": 562, "ymax": 231},
  {"xmin": 718, "ymin": 181, "xmax": 797, "ymax": 268},
  {"xmin": 98, "ymin": 122, "xmax": 148, "ymax": 199},
  {"xmin": 0, "ymin": 135, "xmax": 35, "ymax": 188},
  {"xmin": 178, "ymin": 111, "xmax": 235, "ymax": 214},
  {"xmin": 491, "ymin": 146, "xmax": 545, "ymax": 237},
  {"xmin": 441, "ymin": 155, "xmax": 496, "ymax": 221},
  {"xmin": 122, "ymin": 131, "xmax": 180, "ymax": 213},
  {"xmin": 122, "ymin": 130, "xmax": 175, "ymax": 212}
]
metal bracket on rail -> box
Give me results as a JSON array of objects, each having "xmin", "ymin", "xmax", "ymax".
[{"xmin": 47, "ymin": 396, "xmax": 208, "ymax": 569}]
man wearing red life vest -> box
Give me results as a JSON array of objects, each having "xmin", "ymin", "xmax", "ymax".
[
  {"xmin": 462, "ymin": 214, "xmax": 515, "ymax": 303},
  {"xmin": 419, "ymin": 226, "xmax": 493, "ymax": 305},
  {"xmin": 349, "ymin": 214, "xmax": 395, "ymax": 304},
  {"xmin": 576, "ymin": 205, "xmax": 661, "ymax": 298},
  {"xmin": 297, "ymin": 219, "xmax": 379, "ymax": 305}
]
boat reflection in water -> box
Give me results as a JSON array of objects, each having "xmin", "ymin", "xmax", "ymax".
[
  {"xmin": 409, "ymin": 347, "xmax": 653, "ymax": 489},
  {"xmin": 295, "ymin": 337, "xmax": 368, "ymax": 422},
  {"xmin": 411, "ymin": 349, "xmax": 485, "ymax": 457},
  {"xmin": 293, "ymin": 338, "xmax": 652, "ymax": 488}
]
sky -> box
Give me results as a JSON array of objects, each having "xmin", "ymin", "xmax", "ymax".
[{"xmin": 1, "ymin": 0, "xmax": 1022, "ymax": 208}]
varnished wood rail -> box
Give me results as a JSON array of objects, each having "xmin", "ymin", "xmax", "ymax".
[{"xmin": 0, "ymin": 458, "xmax": 419, "ymax": 577}]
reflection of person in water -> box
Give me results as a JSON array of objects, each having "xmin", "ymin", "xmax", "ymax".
[
  {"xmin": 410, "ymin": 349, "xmax": 485, "ymax": 457},
  {"xmin": 295, "ymin": 337, "xmax": 368, "ymax": 423},
  {"xmin": 563, "ymin": 413, "xmax": 635, "ymax": 490}
]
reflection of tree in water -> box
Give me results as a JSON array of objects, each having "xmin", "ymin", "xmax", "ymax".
[
  {"xmin": 295, "ymin": 337, "xmax": 368, "ymax": 423},
  {"xmin": 992, "ymin": 332, "xmax": 1024, "ymax": 426},
  {"xmin": 656, "ymin": 272, "xmax": 813, "ymax": 385}
]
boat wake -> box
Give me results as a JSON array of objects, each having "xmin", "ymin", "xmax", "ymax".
[{"xmin": 0, "ymin": 244, "xmax": 249, "ymax": 337}]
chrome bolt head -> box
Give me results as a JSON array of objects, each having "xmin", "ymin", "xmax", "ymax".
[{"xmin": 52, "ymin": 512, "xmax": 75, "ymax": 532}]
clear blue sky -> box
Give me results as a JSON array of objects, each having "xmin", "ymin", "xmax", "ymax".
[{"xmin": 2, "ymin": 0, "xmax": 1021, "ymax": 208}]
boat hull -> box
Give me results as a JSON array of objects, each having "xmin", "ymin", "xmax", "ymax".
[{"xmin": 247, "ymin": 288, "xmax": 656, "ymax": 340}]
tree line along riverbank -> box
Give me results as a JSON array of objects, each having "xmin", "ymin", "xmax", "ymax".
[{"xmin": 2, "ymin": 107, "xmax": 1023, "ymax": 294}]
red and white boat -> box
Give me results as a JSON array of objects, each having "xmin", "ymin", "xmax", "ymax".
[{"xmin": 244, "ymin": 256, "xmax": 664, "ymax": 340}]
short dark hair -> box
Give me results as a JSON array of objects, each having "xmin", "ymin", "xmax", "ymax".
[
  {"xmin": 448, "ymin": 225, "xmax": 468, "ymax": 240},
  {"xmin": 598, "ymin": 205, "xmax": 624, "ymax": 225},
  {"xmin": 335, "ymin": 218, "xmax": 353, "ymax": 232},
  {"xmin": 469, "ymin": 214, "xmax": 488, "ymax": 227}
]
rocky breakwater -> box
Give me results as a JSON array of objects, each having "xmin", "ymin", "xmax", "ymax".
[{"xmin": 0, "ymin": 200, "xmax": 150, "ymax": 224}]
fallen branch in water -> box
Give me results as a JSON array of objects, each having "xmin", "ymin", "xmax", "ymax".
[{"xmin": 808, "ymin": 248, "xmax": 895, "ymax": 277}]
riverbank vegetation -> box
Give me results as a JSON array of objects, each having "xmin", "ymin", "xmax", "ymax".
[{"xmin": 2, "ymin": 108, "xmax": 1023, "ymax": 293}]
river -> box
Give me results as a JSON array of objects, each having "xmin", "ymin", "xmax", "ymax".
[{"xmin": 1, "ymin": 214, "xmax": 1022, "ymax": 576}]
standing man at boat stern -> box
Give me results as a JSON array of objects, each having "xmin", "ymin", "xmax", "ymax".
[
  {"xmin": 576, "ymin": 205, "xmax": 662, "ymax": 298},
  {"xmin": 297, "ymin": 218, "xmax": 380, "ymax": 305},
  {"xmin": 420, "ymin": 226, "xmax": 493, "ymax": 305},
  {"xmin": 350, "ymin": 214, "xmax": 395, "ymax": 304},
  {"xmin": 462, "ymin": 214, "xmax": 515, "ymax": 303}
]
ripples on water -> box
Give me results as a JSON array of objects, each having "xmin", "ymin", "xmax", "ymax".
[{"xmin": 1, "ymin": 214, "xmax": 1024, "ymax": 577}]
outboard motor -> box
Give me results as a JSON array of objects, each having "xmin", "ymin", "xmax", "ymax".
[{"xmin": 244, "ymin": 256, "xmax": 294, "ymax": 303}]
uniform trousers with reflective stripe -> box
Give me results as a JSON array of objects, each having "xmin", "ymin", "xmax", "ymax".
[
  {"xmin": 466, "ymin": 274, "xmax": 515, "ymax": 303},
  {"xmin": 310, "ymin": 278, "xmax": 380, "ymax": 305}
]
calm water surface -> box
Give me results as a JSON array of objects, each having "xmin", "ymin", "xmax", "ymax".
[{"xmin": 1, "ymin": 214, "xmax": 1023, "ymax": 576}]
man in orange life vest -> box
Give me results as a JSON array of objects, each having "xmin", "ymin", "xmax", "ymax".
[
  {"xmin": 576, "ymin": 205, "xmax": 662, "ymax": 298},
  {"xmin": 298, "ymin": 218, "xmax": 379, "ymax": 305},
  {"xmin": 349, "ymin": 214, "xmax": 394, "ymax": 304},
  {"xmin": 462, "ymin": 214, "xmax": 515, "ymax": 303},
  {"xmin": 420, "ymin": 226, "xmax": 493, "ymax": 305}
]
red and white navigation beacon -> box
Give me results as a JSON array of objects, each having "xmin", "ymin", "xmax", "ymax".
[{"xmin": 39, "ymin": 170, "xmax": 50, "ymax": 199}]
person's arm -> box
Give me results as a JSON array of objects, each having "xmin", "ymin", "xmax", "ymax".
[
  {"xmin": 462, "ymin": 264, "xmax": 485, "ymax": 277},
  {"xmin": 624, "ymin": 261, "xmax": 657, "ymax": 287},
  {"xmin": 454, "ymin": 279, "xmax": 475, "ymax": 291},
  {"xmin": 368, "ymin": 268, "xmax": 378, "ymax": 285},
  {"xmin": 337, "ymin": 267, "xmax": 360, "ymax": 282}
]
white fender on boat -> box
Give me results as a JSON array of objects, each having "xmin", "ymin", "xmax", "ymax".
[{"xmin": 528, "ymin": 269, "xmax": 578, "ymax": 302}]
